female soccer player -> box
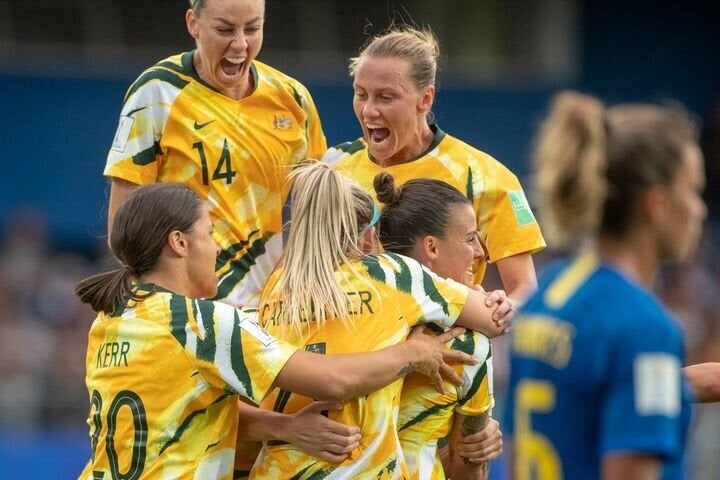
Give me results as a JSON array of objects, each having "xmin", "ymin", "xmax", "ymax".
[
  {"xmin": 324, "ymin": 26, "xmax": 545, "ymax": 304},
  {"xmin": 105, "ymin": 0, "xmax": 325, "ymax": 307},
  {"xmin": 76, "ymin": 183, "xmax": 477, "ymax": 480},
  {"xmin": 250, "ymin": 163, "xmax": 511, "ymax": 479},
  {"xmin": 506, "ymin": 91, "xmax": 706, "ymax": 479},
  {"xmin": 376, "ymin": 172, "xmax": 502, "ymax": 480}
]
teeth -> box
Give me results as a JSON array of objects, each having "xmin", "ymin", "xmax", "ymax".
[
  {"xmin": 366, "ymin": 123, "xmax": 384, "ymax": 129},
  {"xmin": 225, "ymin": 57, "xmax": 245, "ymax": 64}
]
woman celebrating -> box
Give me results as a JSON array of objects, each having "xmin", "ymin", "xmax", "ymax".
[
  {"xmin": 76, "ymin": 183, "xmax": 476, "ymax": 480},
  {"xmin": 324, "ymin": 26, "xmax": 545, "ymax": 304},
  {"xmin": 105, "ymin": 0, "xmax": 326, "ymax": 307},
  {"xmin": 251, "ymin": 163, "xmax": 511, "ymax": 479},
  {"xmin": 376, "ymin": 172, "xmax": 502, "ymax": 480},
  {"xmin": 506, "ymin": 92, "xmax": 706, "ymax": 479}
]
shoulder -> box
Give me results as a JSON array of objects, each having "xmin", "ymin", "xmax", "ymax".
[
  {"xmin": 440, "ymin": 132, "xmax": 518, "ymax": 179},
  {"xmin": 254, "ymin": 60, "xmax": 315, "ymax": 108},
  {"xmin": 123, "ymin": 52, "xmax": 195, "ymax": 103},
  {"xmin": 322, "ymin": 139, "xmax": 367, "ymax": 165}
]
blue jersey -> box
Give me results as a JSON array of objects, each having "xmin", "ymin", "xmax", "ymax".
[{"xmin": 505, "ymin": 252, "xmax": 692, "ymax": 480}]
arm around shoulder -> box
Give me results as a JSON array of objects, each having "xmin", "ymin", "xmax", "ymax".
[{"xmin": 274, "ymin": 327, "xmax": 476, "ymax": 401}]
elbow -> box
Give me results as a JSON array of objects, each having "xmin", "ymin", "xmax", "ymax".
[
  {"xmin": 324, "ymin": 377, "xmax": 356, "ymax": 402},
  {"xmin": 313, "ymin": 372, "xmax": 355, "ymax": 402}
]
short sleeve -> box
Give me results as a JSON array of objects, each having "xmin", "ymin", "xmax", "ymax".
[
  {"xmin": 297, "ymin": 82, "xmax": 327, "ymax": 160},
  {"xmin": 376, "ymin": 254, "xmax": 469, "ymax": 330},
  {"xmin": 186, "ymin": 300, "xmax": 299, "ymax": 405},
  {"xmin": 455, "ymin": 331, "xmax": 495, "ymax": 416},
  {"xmin": 104, "ymin": 77, "xmax": 177, "ymax": 185},
  {"xmin": 599, "ymin": 312, "xmax": 685, "ymax": 459},
  {"xmin": 475, "ymin": 160, "xmax": 545, "ymax": 264}
]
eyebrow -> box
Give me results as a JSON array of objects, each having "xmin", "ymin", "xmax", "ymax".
[{"xmin": 213, "ymin": 16, "xmax": 263, "ymax": 26}]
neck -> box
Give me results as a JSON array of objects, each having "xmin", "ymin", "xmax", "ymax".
[
  {"xmin": 380, "ymin": 122, "xmax": 435, "ymax": 167},
  {"xmin": 139, "ymin": 267, "xmax": 193, "ymax": 298},
  {"xmin": 597, "ymin": 229, "xmax": 660, "ymax": 287}
]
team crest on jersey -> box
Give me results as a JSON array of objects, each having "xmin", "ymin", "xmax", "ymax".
[{"xmin": 273, "ymin": 115, "xmax": 293, "ymax": 130}]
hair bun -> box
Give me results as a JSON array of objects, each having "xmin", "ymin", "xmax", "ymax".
[{"xmin": 373, "ymin": 172, "xmax": 401, "ymax": 204}]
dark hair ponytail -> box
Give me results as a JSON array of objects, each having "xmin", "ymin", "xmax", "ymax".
[
  {"xmin": 374, "ymin": 173, "xmax": 470, "ymax": 256},
  {"xmin": 75, "ymin": 183, "xmax": 203, "ymax": 313},
  {"xmin": 373, "ymin": 172, "xmax": 402, "ymax": 205}
]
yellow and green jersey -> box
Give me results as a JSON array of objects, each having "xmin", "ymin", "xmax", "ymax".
[
  {"xmin": 250, "ymin": 253, "xmax": 469, "ymax": 480},
  {"xmin": 398, "ymin": 328, "xmax": 494, "ymax": 480},
  {"xmin": 105, "ymin": 51, "xmax": 327, "ymax": 307},
  {"xmin": 324, "ymin": 126, "xmax": 545, "ymax": 284},
  {"xmin": 78, "ymin": 284, "xmax": 298, "ymax": 480}
]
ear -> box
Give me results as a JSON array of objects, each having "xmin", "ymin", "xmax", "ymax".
[
  {"xmin": 186, "ymin": 9, "xmax": 199, "ymax": 39},
  {"xmin": 420, "ymin": 235, "xmax": 440, "ymax": 260},
  {"xmin": 359, "ymin": 226, "xmax": 378, "ymax": 254},
  {"xmin": 418, "ymin": 85, "xmax": 435, "ymax": 114},
  {"xmin": 167, "ymin": 230, "xmax": 189, "ymax": 257},
  {"xmin": 643, "ymin": 184, "xmax": 670, "ymax": 224}
]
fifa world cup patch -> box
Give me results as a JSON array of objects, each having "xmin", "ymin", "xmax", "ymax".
[
  {"xmin": 111, "ymin": 116, "xmax": 134, "ymax": 152},
  {"xmin": 239, "ymin": 318, "xmax": 277, "ymax": 347},
  {"xmin": 634, "ymin": 353, "xmax": 681, "ymax": 416},
  {"xmin": 508, "ymin": 190, "xmax": 536, "ymax": 226}
]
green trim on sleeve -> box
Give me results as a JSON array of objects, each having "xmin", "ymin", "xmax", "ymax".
[
  {"xmin": 230, "ymin": 309, "xmax": 255, "ymax": 399},
  {"xmin": 132, "ymin": 141, "xmax": 162, "ymax": 166}
]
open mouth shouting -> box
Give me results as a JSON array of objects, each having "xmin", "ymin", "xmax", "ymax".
[
  {"xmin": 220, "ymin": 56, "xmax": 246, "ymax": 80},
  {"xmin": 366, "ymin": 124, "xmax": 390, "ymax": 146}
]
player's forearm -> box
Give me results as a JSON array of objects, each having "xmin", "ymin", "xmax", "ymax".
[
  {"xmin": 457, "ymin": 290, "xmax": 505, "ymax": 338},
  {"xmin": 684, "ymin": 362, "xmax": 720, "ymax": 403},
  {"xmin": 448, "ymin": 412, "xmax": 491, "ymax": 480},
  {"xmin": 236, "ymin": 400, "xmax": 285, "ymax": 442},
  {"xmin": 306, "ymin": 342, "xmax": 420, "ymax": 401}
]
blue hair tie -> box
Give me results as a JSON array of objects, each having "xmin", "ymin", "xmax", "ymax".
[{"xmin": 368, "ymin": 202, "xmax": 381, "ymax": 227}]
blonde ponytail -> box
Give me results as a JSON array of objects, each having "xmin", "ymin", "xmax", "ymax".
[
  {"xmin": 278, "ymin": 163, "xmax": 374, "ymax": 335},
  {"xmin": 534, "ymin": 91, "xmax": 608, "ymax": 247}
]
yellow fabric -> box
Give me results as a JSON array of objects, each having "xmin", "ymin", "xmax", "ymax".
[
  {"xmin": 324, "ymin": 127, "xmax": 545, "ymax": 285},
  {"xmin": 79, "ymin": 285, "xmax": 298, "ymax": 480},
  {"xmin": 398, "ymin": 329, "xmax": 494, "ymax": 480},
  {"xmin": 250, "ymin": 253, "xmax": 469, "ymax": 479},
  {"xmin": 105, "ymin": 52, "xmax": 327, "ymax": 307}
]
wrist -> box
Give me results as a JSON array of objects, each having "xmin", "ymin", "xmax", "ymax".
[
  {"xmin": 264, "ymin": 410, "xmax": 289, "ymax": 442},
  {"xmin": 397, "ymin": 341, "xmax": 420, "ymax": 377}
]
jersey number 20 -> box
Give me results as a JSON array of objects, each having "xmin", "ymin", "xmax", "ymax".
[{"xmin": 90, "ymin": 389, "xmax": 148, "ymax": 480}]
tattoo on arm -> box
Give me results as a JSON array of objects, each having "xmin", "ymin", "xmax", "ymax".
[
  {"xmin": 461, "ymin": 411, "xmax": 489, "ymax": 436},
  {"xmin": 460, "ymin": 411, "xmax": 490, "ymax": 464},
  {"xmin": 397, "ymin": 363, "xmax": 416, "ymax": 376}
]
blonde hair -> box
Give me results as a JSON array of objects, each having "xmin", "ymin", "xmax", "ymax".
[
  {"xmin": 349, "ymin": 25, "xmax": 440, "ymax": 91},
  {"xmin": 534, "ymin": 90, "xmax": 698, "ymax": 247},
  {"xmin": 278, "ymin": 163, "xmax": 375, "ymax": 334}
]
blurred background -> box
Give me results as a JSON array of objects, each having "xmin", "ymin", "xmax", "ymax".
[{"xmin": 1, "ymin": 0, "xmax": 718, "ymax": 478}]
